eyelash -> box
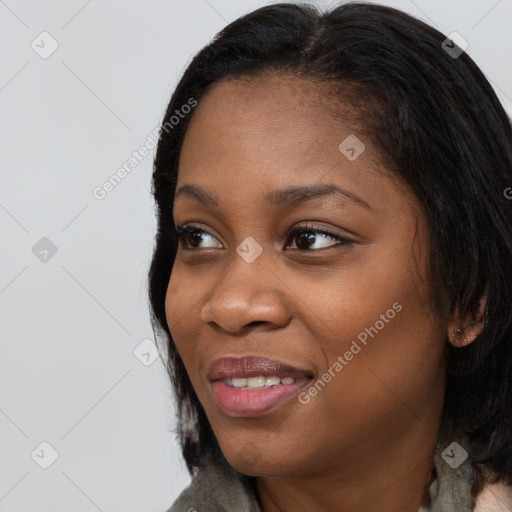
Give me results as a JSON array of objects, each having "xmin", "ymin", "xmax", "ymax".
[{"xmin": 171, "ymin": 223, "xmax": 354, "ymax": 252}]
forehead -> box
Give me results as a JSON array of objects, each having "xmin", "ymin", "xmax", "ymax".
[
  {"xmin": 174, "ymin": 73, "xmax": 417, "ymax": 217},
  {"xmin": 181, "ymin": 73, "xmax": 362, "ymax": 151},
  {"xmin": 179, "ymin": 75, "xmax": 378, "ymax": 175}
]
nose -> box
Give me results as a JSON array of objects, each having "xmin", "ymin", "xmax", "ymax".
[{"xmin": 200, "ymin": 252, "xmax": 291, "ymax": 334}]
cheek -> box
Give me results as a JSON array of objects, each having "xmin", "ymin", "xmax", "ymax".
[
  {"xmin": 164, "ymin": 264, "xmax": 219, "ymax": 406},
  {"xmin": 165, "ymin": 260, "xmax": 201, "ymax": 327},
  {"xmin": 164, "ymin": 266, "xmax": 200, "ymax": 363},
  {"xmin": 312, "ymin": 246, "xmax": 445, "ymax": 430},
  {"xmin": 307, "ymin": 218, "xmax": 439, "ymax": 368},
  {"xmin": 164, "ymin": 271, "xmax": 180, "ymax": 335},
  {"xmin": 302, "ymin": 242, "xmax": 430, "ymax": 361}
]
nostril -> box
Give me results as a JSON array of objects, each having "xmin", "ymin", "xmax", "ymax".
[{"xmin": 246, "ymin": 321, "xmax": 267, "ymax": 328}]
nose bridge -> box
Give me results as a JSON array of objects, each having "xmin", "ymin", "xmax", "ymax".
[{"xmin": 200, "ymin": 244, "xmax": 289, "ymax": 332}]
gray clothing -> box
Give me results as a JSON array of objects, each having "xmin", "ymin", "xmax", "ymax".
[{"xmin": 167, "ymin": 433, "xmax": 476, "ymax": 512}]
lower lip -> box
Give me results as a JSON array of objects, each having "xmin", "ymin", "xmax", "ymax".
[{"xmin": 211, "ymin": 379, "xmax": 311, "ymax": 417}]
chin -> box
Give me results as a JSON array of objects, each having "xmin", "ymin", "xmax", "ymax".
[{"xmin": 221, "ymin": 441, "xmax": 308, "ymax": 477}]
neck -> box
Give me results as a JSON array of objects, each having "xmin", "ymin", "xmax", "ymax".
[{"xmin": 256, "ymin": 418, "xmax": 441, "ymax": 512}]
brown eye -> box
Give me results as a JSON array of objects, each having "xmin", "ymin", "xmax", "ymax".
[
  {"xmin": 173, "ymin": 223, "xmax": 354, "ymax": 252},
  {"xmin": 174, "ymin": 225, "xmax": 222, "ymax": 249},
  {"xmin": 286, "ymin": 225, "xmax": 353, "ymax": 251}
]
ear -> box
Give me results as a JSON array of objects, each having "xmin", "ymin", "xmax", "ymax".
[{"xmin": 447, "ymin": 294, "xmax": 487, "ymax": 348}]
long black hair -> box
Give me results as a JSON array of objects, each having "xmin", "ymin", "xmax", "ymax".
[{"xmin": 148, "ymin": 1, "xmax": 512, "ymax": 499}]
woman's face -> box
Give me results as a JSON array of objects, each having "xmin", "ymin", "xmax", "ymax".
[{"xmin": 166, "ymin": 74, "xmax": 447, "ymax": 477}]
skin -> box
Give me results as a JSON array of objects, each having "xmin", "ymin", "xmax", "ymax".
[{"xmin": 165, "ymin": 73, "xmax": 465, "ymax": 512}]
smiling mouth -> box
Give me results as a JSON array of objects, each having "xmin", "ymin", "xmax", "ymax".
[
  {"xmin": 208, "ymin": 356, "xmax": 314, "ymax": 417},
  {"xmin": 223, "ymin": 375, "xmax": 307, "ymax": 389}
]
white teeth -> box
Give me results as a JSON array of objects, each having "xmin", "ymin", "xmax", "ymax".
[
  {"xmin": 225, "ymin": 375, "xmax": 298, "ymax": 389},
  {"xmin": 265, "ymin": 376, "xmax": 281, "ymax": 386},
  {"xmin": 246, "ymin": 376, "xmax": 266, "ymax": 388}
]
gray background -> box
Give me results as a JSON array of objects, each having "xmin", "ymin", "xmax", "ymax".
[{"xmin": 1, "ymin": 0, "xmax": 511, "ymax": 511}]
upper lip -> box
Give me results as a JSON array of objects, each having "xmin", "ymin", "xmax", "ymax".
[{"xmin": 208, "ymin": 356, "xmax": 313, "ymax": 382}]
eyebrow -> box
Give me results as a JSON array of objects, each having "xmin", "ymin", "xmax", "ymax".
[{"xmin": 174, "ymin": 183, "xmax": 372, "ymax": 210}]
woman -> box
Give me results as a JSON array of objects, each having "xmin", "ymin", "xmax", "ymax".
[{"xmin": 148, "ymin": 2, "xmax": 512, "ymax": 511}]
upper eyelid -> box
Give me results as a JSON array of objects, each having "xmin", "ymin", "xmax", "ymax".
[
  {"xmin": 174, "ymin": 223, "xmax": 352, "ymax": 247},
  {"xmin": 176, "ymin": 223, "xmax": 341, "ymax": 237}
]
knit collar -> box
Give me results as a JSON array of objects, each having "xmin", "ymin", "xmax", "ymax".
[
  {"xmin": 418, "ymin": 430, "xmax": 474, "ymax": 511},
  {"xmin": 168, "ymin": 432, "xmax": 475, "ymax": 512}
]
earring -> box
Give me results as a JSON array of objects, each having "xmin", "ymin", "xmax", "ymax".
[{"xmin": 453, "ymin": 325, "xmax": 472, "ymax": 346}]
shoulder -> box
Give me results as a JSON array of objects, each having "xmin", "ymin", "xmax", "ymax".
[{"xmin": 165, "ymin": 456, "xmax": 260, "ymax": 512}]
